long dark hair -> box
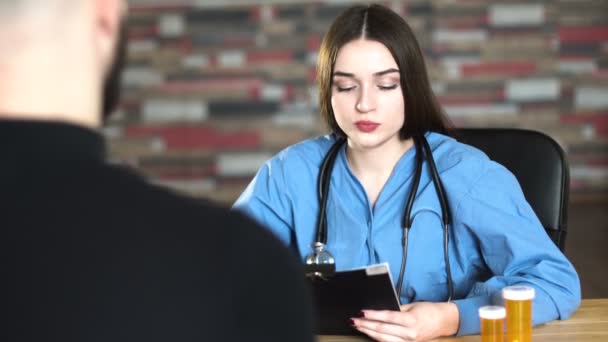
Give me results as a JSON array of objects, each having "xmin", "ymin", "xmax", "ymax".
[{"xmin": 317, "ymin": 4, "xmax": 451, "ymax": 139}]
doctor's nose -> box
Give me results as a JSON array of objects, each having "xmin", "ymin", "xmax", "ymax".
[{"xmin": 355, "ymin": 87, "xmax": 376, "ymax": 113}]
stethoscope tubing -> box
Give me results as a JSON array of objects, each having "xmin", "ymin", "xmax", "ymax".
[{"xmin": 313, "ymin": 134, "xmax": 455, "ymax": 302}]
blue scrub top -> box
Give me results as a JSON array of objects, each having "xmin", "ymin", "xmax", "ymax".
[{"xmin": 233, "ymin": 131, "xmax": 580, "ymax": 335}]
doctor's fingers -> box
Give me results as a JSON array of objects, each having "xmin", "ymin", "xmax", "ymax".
[
  {"xmin": 355, "ymin": 325, "xmax": 416, "ymax": 342},
  {"xmin": 360, "ymin": 309, "xmax": 418, "ymax": 327},
  {"xmin": 400, "ymin": 303, "xmax": 415, "ymax": 311},
  {"xmin": 352, "ymin": 318, "xmax": 418, "ymax": 341}
]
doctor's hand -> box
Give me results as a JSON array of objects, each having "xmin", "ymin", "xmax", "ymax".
[{"xmin": 351, "ymin": 301, "xmax": 460, "ymax": 342}]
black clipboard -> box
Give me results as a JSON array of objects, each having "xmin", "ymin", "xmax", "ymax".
[{"xmin": 306, "ymin": 263, "xmax": 401, "ymax": 335}]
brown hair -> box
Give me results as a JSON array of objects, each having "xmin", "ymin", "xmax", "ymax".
[{"xmin": 317, "ymin": 4, "xmax": 451, "ymax": 139}]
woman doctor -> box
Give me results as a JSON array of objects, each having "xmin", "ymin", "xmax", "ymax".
[{"xmin": 234, "ymin": 4, "xmax": 580, "ymax": 341}]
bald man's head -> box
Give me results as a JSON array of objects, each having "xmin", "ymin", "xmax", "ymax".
[
  {"xmin": 0, "ymin": 0, "xmax": 78, "ymax": 22},
  {"xmin": 0, "ymin": 0, "xmax": 126, "ymax": 125},
  {"xmin": 0, "ymin": 0, "xmax": 84, "ymax": 51}
]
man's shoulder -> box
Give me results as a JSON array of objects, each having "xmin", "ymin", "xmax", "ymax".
[
  {"xmin": 7, "ymin": 162, "xmax": 313, "ymax": 342},
  {"xmin": 87, "ymin": 163, "xmax": 299, "ymax": 274},
  {"xmin": 60, "ymin": 163, "xmax": 237, "ymax": 230}
]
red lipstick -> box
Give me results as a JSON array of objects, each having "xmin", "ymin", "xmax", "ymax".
[{"xmin": 355, "ymin": 120, "xmax": 380, "ymax": 133}]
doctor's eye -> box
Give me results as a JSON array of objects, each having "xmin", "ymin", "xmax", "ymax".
[
  {"xmin": 335, "ymin": 85, "xmax": 356, "ymax": 92},
  {"xmin": 378, "ymin": 84, "xmax": 398, "ymax": 91}
]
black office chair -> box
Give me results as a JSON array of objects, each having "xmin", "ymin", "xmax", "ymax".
[{"xmin": 457, "ymin": 128, "xmax": 570, "ymax": 252}]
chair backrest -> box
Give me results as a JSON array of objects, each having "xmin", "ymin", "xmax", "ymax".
[{"xmin": 457, "ymin": 128, "xmax": 570, "ymax": 252}]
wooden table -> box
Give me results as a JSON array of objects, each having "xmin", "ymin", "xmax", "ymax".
[{"xmin": 319, "ymin": 298, "xmax": 608, "ymax": 341}]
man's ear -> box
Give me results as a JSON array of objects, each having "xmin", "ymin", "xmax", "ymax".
[{"xmin": 95, "ymin": 0, "xmax": 124, "ymax": 73}]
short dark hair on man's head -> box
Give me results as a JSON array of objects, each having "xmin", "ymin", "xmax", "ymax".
[{"xmin": 317, "ymin": 4, "xmax": 451, "ymax": 139}]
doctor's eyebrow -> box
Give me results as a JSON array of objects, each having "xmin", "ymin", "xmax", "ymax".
[{"xmin": 332, "ymin": 68, "xmax": 400, "ymax": 78}]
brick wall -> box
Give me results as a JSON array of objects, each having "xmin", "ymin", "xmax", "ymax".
[{"xmin": 106, "ymin": 0, "xmax": 608, "ymax": 204}]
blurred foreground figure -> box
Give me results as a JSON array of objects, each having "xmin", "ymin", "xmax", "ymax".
[{"xmin": 0, "ymin": 1, "xmax": 314, "ymax": 341}]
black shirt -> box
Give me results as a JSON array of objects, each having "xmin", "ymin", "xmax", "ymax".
[{"xmin": 1, "ymin": 119, "xmax": 314, "ymax": 341}]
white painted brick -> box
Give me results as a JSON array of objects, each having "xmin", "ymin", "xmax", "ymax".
[
  {"xmin": 433, "ymin": 30, "xmax": 487, "ymax": 43},
  {"xmin": 506, "ymin": 78, "xmax": 560, "ymax": 102},
  {"xmin": 260, "ymin": 4, "xmax": 274, "ymax": 22},
  {"xmin": 142, "ymin": 99, "xmax": 209, "ymax": 123},
  {"xmin": 158, "ymin": 14, "xmax": 186, "ymax": 37},
  {"xmin": 307, "ymin": 51, "xmax": 318, "ymax": 66},
  {"xmin": 431, "ymin": 82, "xmax": 447, "ymax": 95},
  {"xmin": 444, "ymin": 104, "xmax": 519, "ymax": 117},
  {"xmin": 217, "ymin": 153, "xmax": 273, "ymax": 177},
  {"xmin": 122, "ymin": 67, "xmax": 163, "ymax": 87},
  {"xmin": 182, "ymin": 54, "xmax": 210, "ymax": 69},
  {"xmin": 559, "ymin": 60, "xmax": 597, "ymax": 74},
  {"xmin": 441, "ymin": 57, "xmax": 481, "ymax": 80},
  {"xmin": 490, "ymin": 4, "xmax": 545, "ymax": 27},
  {"xmin": 575, "ymin": 87, "xmax": 608, "ymax": 110},
  {"xmin": 128, "ymin": 40, "xmax": 158, "ymax": 54},
  {"xmin": 261, "ymin": 84, "xmax": 285, "ymax": 101},
  {"xmin": 153, "ymin": 178, "xmax": 216, "ymax": 193},
  {"xmin": 218, "ymin": 50, "xmax": 246, "ymax": 68}
]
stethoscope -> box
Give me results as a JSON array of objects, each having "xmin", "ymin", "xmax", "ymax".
[{"xmin": 305, "ymin": 135, "xmax": 455, "ymax": 302}]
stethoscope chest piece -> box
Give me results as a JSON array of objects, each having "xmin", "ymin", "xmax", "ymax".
[{"xmin": 304, "ymin": 242, "xmax": 336, "ymax": 279}]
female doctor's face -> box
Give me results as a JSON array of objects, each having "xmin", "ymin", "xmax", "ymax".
[{"xmin": 331, "ymin": 39, "xmax": 405, "ymax": 151}]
